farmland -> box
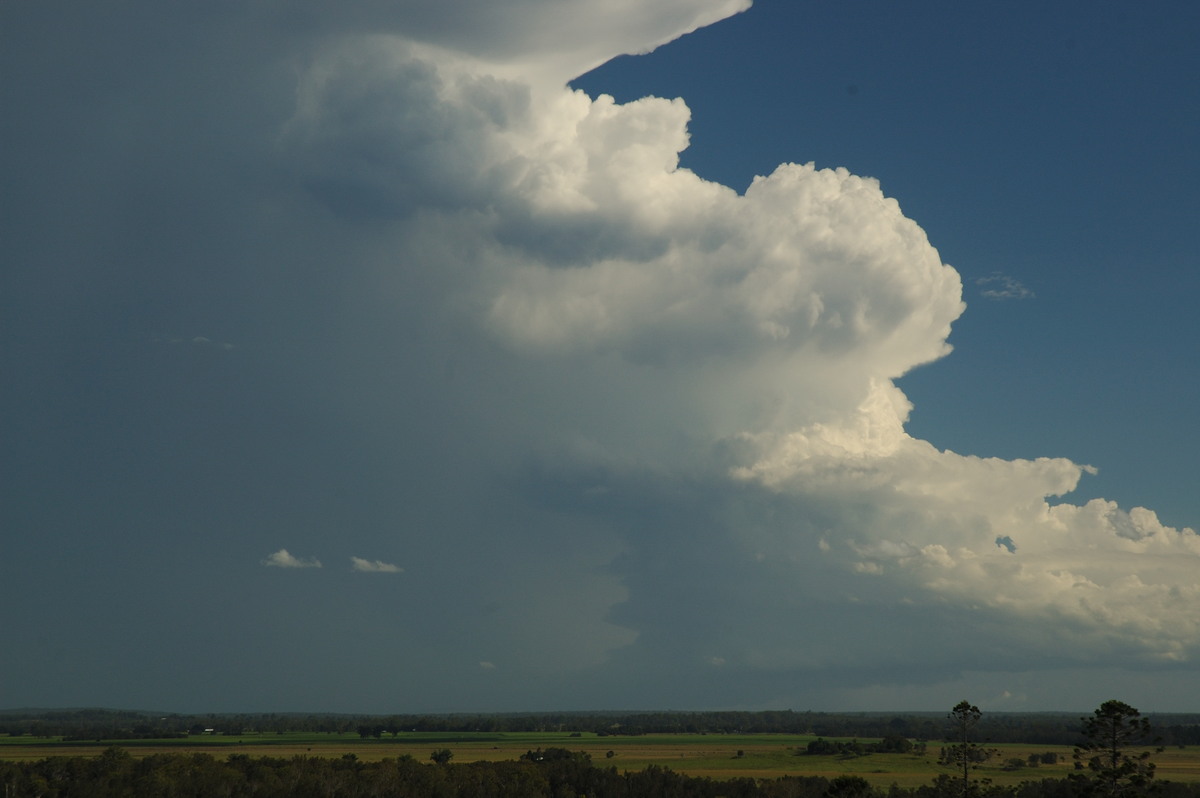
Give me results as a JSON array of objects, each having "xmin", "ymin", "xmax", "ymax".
[{"xmin": 2, "ymin": 730, "xmax": 1194, "ymax": 787}]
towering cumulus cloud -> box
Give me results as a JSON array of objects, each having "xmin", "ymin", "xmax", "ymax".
[
  {"xmin": 276, "ymin": 0, "xmax": 1199, "ymax": 699},
  {"xmin": 2, "ymin": 0, "xmax": 1195, "ymax": 710}
]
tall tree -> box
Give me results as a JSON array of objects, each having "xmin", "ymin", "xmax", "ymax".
[
  {"xmin": 1074, "ymin": 700, "xmax": 1160, "ymax": 797},
  {"xmin": 938, "ymin": 701, "xmax": 994, "ymax": 798}
]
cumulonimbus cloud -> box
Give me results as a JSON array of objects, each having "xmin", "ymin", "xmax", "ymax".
[
  {"xmin": 271, "ymin": 3, "xmax": 1200, "ymax": 686},
  {"xmin": 13, "ymin": 0, "xmax": 1190, "ymax": 709}
]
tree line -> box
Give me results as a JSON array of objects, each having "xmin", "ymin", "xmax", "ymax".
[
  {"xmin": 0, "ymin": 700, "xmax": 1194, "ymax": 798},
  {"xmin": 5, "ymin": 708, "xmax": 1200, "ymax": 746}
]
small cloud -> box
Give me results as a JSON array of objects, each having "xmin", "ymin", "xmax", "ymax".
[
  {"xmin": 150, "ymin": 333, "xmax": 236, "ymax": 350},
  {"xmin": 992, "ymin": 690, "xmax": 1027, "ymax": 706},
  {"xmin": 479, "ymin": 661, "xmax": 496, "ymax": 670},
  {"xmin": 976, "ymin": 272, "xmax": 1034, "ymax": 300},
  {"xmin": 262, "ymin": 549, "xmax": 322, "ymax": 568},
  {"xmin": 350, "ymin": 556, "xmax": 403, "ymax": 573},
  {"xmin": 707, "ymin": 656, "xmax": 726, "ymax": 667}
]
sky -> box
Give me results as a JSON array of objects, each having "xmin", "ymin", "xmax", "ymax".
[{"xmin": 1, "ymin": 0, "xmax": 1198, "ymax": 715}]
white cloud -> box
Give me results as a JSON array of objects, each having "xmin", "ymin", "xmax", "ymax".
[
  {"xmin": 976, "ymin": 271, "xmax": 1034, "ymax": 300},
  {"xmin": 723, "ymin": 380, "xmax": 1200, "ymax": 667},
  {"xmin": 262, "ymin": 549, "xmax": 322, "ymax": 569},
  {"xmin": 310, "ymin": 0, "xmax": 754, "ymax": 87},
  {"xmin": 350, "ymin": 556, "xmax": 403, "ymax": 573},
  {"xmin": 270, "ymin": 8, "xmax": 1200, "ymax": 693}
]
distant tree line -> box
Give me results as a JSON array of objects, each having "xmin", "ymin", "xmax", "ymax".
[
  {"xmin": 0, "ymin": 700, "xmax": 1192, "ymax": 798},
  {"xmin": 5, "ymin": 708, "xmax": 1199, "ymax": 746}
]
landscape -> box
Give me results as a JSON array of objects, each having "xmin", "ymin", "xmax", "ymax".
[
  {"xmin": 3, "ymin": 3, "xmax": 1198, "ymax": 797},
  {"xmin": 3, "ymin": 704, "xmax": 1199, "ymax": 796}
]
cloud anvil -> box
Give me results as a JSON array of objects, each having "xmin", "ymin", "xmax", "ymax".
[{"xmin": 1, "ymin": 0, "xmax": 1196, "ymax": 712}]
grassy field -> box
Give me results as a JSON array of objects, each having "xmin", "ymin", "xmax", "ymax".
[{"xmin": 1, "ymin": 732, "xmax": 1193, "ymax": 787}]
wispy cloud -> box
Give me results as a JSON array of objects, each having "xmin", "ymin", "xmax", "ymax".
[
  {"xmin": 350, "ymin": 556, "xmax": 403, "ymax": 573},
  {"xmin": 976, "ymin": 271, "xmax": 1034, "ymax": 300},
  {"xmin": 262, "ymin": 549, "xmax": 322, "ymax": 569},
  {"xmin": 151, "ymin": 333, "xmax": 236, "ymax": 350}
]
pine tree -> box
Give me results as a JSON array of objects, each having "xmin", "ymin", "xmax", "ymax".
[
  {"xmin": 1073, "ymin": 700, "xmax": 1161, "ymax": 797},
  {"xmin": 938, "ymin": 701, "xmax": 995, "ymax": 798}
]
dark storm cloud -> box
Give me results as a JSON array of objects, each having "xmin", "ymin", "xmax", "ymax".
[{"xmin": 2, "ymin": 0, "xmax": 1196, "ymax": 713}]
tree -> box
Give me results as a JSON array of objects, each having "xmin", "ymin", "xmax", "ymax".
[
  {"xmin": 519, "ymin": 748, "xmax": 590, "ymax": 764},
  {"xmin": 938, "ymin": 701, "xmax": 995, "ymax": 798},
  {"xmin": 878, "ymin": 735, "xmax": 914, "ymax": 754},
  {"xmin": 827, "ymin": 774, "xmax": 873, "ymax": 798},
  {"xmin": 1073, "ymin": 700, "xmax": 1161, "ymax": 797},
  {"xmin": 429, "ymin": 748, "xmax": 453, "ymax": 765}
]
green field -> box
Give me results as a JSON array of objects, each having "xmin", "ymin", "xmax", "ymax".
[{"xmin": 3, "ymin": 731, "xmax": 1194, "ymax": 787}]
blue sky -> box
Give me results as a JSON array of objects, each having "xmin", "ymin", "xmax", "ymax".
[
  {"xmin": 2, "ymin": 0, "xmax": 1198, "ymax": 715},
  {"xmin": 572, "ymin": 0, "xmax": 1200, "ymax": 531}
]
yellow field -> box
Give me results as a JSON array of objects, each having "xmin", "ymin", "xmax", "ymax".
[{"xmin": 2, "ymin": 734, "xmax": 1194, "ymax": 788}]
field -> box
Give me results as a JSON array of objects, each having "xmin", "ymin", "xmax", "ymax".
[{"xmin": 3, "ymin": 731, "xmax": 1195, "ymax": 787}]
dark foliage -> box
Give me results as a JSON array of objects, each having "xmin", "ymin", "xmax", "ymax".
[
  {"xmin": 3, "ymin": 748, "xmax": 1200, "ymax": 798},
  {"xmin": 3, "ymin": 708, "xmax": 1196, "ymax": 746},
  {"xmin": 1072, "ymin": 701, "xmax": 1162, "ymax": 798}
]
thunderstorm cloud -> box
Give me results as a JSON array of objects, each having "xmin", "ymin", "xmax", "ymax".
[
  {"xmin": 1, "ymin": 0, "xmax": 1196, "ymax": 712},
  {"xmin": 267, "ymin": 3, "xmax": 1200, "ymax": 701}
]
